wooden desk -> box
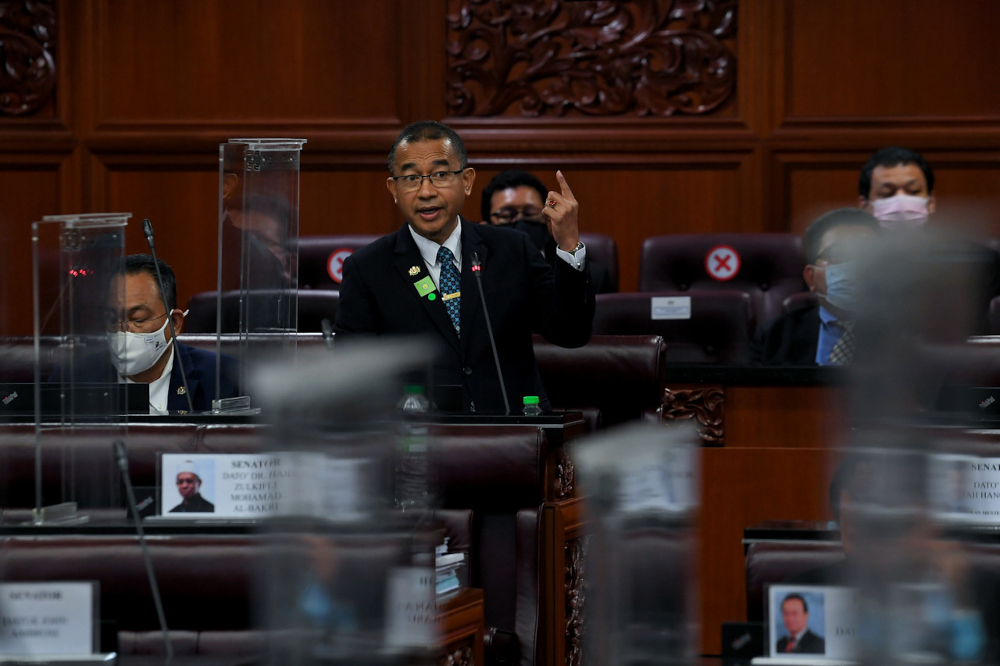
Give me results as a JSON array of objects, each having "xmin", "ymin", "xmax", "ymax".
[
  {"xmin": 659, "ymin": 367, "xmax": 849, "ymax": 655},
  {"xmin": 438, "ymin": 588, "xmax": 485, "ymax": 666}
]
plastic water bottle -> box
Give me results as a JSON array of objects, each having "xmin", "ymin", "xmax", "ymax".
[
  {"xmin": 396, "ymin": 386, "xmax": 430, "ymax": 509},
  {"xmin": 397, "ymin": 385, "xmax": 430, "ymax": 413},
  {"xmin": 522, "ymin": 395, "xmax": 542, "ymax": 416}
]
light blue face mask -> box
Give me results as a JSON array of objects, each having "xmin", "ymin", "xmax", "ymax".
[{"xmin": 823, "ymin": 262, "xmax": 859, "ymax": 312}]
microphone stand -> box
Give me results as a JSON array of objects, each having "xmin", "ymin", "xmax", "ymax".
[
  {"xmin": 142, "ymin": 219, "xmax": 194, "ymax": 414},
  {"xmin": 471, "ymin": 253, "xmax": 510, "ymax": 415}
]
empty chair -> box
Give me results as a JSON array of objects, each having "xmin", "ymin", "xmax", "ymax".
[
  {"xmin": 297, "ymin": 235, "xmax": 382, "ymax": 290},
  {"xmin": 580, "ymin": 232, "xmax": 620, "ymax": 292},
  {"xmin": 184, "ymin": 290, "xmax": 339, "ymax": 334},
  {"xmin": 592, "ymin": 291, "xmax": 754, "ymax": 364},
  {"xmin": 639, "ymin": 233, "xmax": 806, "ymax": 330}
]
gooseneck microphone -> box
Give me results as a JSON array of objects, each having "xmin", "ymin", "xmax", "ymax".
[
  {"xmin": 471, "ymin": 253, "xmax": 510, "ymax": 416},
  {"xmin": 320, "ymin": 318, "xmax": 335, "ymax": 351},
  {"xmin": 114, "ymin": 440, "xmax": 173, "ymax": 665},
  {"xmin": 142, "ymin": 219, "xmax": 195, "ymax": 414}
]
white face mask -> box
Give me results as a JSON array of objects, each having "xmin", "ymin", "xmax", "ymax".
[
  {"xmin": 871, "ymin": 193, "xmax": 930, "ymax": 230},
  {"xmin": 108, "ymin": 311, "xmax": 184, "ymax": 377}
]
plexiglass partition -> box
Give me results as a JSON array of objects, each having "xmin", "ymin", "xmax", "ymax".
[
  {"xmin": 217, "ymin": 138, "xmax": 306, "ymax": 410},
  {"xmin": 31, "ymin": 213, "xmax": 131, "ymax": 522},
  {"xmin": 252, "ymin": 341, "xmax": 443, "ymax": 665}
]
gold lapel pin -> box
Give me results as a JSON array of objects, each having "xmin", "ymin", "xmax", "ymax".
[{"xmin": 408, "ymin": 266, "xmax": 420, "ymax": 276}]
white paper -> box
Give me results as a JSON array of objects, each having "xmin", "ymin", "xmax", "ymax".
[
  {"xmin": 651, "ymin": 296, "xmax": 691, "ymax": 320},
  {"xmin": 0, "ymin": 582, "xmax": 95, "ymax": 655},
  {"xmin": 384, "ymin": 567, "xmax": 437, "ymax": 648},
  {"xmin": 929, "ymin": 453, "xmax": 1000, "ymax": 523}
]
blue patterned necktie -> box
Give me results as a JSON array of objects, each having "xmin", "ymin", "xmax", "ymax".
[{"xmin": 437, "ymin": 245, "xmax": 461, "ymax": 336}]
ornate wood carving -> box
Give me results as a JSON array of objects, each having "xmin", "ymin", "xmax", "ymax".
[
  {"xmin": 565, "ymin": 535, "xmax": 589, "ymax": 666},
  {"xmin": 0, "ymin": 0, "xmax": 56, "ymax": 117},
  {"xmin": 661, "ymin": 386, "xmax": 724, "ymax": 444},
  {"xmin": 446, "ymin": 0, "xmax": 737, "ymax": 117},
  {"xmin": 440, "ymin": 639, "xmax": 475, "ymax": 666},
  {"xmin": 555, "ymin": 445, "xmax": 575, "ymax": 500}
]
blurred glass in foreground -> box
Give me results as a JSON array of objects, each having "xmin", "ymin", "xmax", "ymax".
[{"xmin": 576, "ymin": 422, "xmax": 700, "ymax": 666}]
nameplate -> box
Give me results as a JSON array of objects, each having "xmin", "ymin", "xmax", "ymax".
[
  {"xmin": 928, "ymin": 453, "xmax": 1000, "ymax": 523},
  {"xmin": 651, "ymin": 296, "xmax": 691, "ymax": 320},
  {"xmin": 768, "ymin": 584, "xmax": 858, "ymax": 660},
  {"xmin": 384, "ymin": 567, "xmax": 437, "ymax": 649},
  {"xmin": 618, "ymin": 444, "xmax": 698, "ymax": 514},
  {"xmin": 161, "ymin": 452, "xmax": 375, "ymax": 519},
  {"xmin": 0, "ymin": 582, "xmax": 97, "ymax": 656}
]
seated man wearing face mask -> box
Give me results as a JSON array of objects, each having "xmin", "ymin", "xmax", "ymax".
[
  {"xmin": 481, "ymin": 169, "xmax": 615, "ymax": 294},
  {"xmin": 96, "ymin": 254, "xmax": 239, "ymax": 415},
  {"xmin": 751, "ymin": 209, "xmax": 879, "ymax": 366},
  {"xmin": 858, "ymin": 146, "xmax": 1000, "ymax": 333}
]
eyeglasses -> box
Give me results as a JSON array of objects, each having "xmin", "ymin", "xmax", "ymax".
[
  {"xmin": 105, "ymin": 311, "xmax": 168, "ymax": 333},
  {"xmin": 491, "ymin": 206, "xmax": 545, "ymax": 225},
  {"xmin": 391, "ymin": 169, "xmax": 466, "ymax": 192}
]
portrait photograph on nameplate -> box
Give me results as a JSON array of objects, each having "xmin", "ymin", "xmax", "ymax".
[{"xmin": 766, "ymin": 585, "xmax": 859, "ymax": 661}]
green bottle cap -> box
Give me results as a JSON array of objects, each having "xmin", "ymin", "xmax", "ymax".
[{"xmin": 523, "ymin": 396, "xmax": 539, "ymax": 405}]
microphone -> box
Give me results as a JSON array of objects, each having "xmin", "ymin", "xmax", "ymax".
[
  {"xmin": 114, "ymin": 440, "xmax": 173, "ymax": 665},
  {"xmin": 320, "ymin": 318, "xmax": 335, "ymax": 351},
  {"xmin": 141, "ymin": 219, "xmax": 194, "ymax": 414},
  {"xmin": 471, "ymin": 253, "xmax": 510, "ymax": 416}
]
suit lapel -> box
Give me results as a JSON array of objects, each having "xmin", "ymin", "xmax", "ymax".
[
  {"xmin": 392, "ymin": 226, "xmax": 460, "ymax": 352},
  {"xmin": 167, "ymin": 343, "xmax": 200, "ymax": 414}
]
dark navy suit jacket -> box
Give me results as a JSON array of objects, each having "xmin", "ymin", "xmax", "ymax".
[{"xmin": 334, "ymin": 220, "xmax": 595, "ymax": 412}]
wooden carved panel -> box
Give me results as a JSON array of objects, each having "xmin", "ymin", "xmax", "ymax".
[
  {"xmin": 661, "ymin": 386, "xmax": 724, "ymax": 444},
  {"xmin": 555, "ymin": 445, "xmax": 575, "ymax": 501},
  {"xmin": 446, "ymin": 0, "xmax": 737, "ymax": 117},
  {"xmin": 565, "ymin": 534, "xmax": 589, "ymax": 666},
  {"xmin": 0, "ymin": 0, "xmax": 56, "ymax": 116},
  {"xmin": 439, "ymin": 638, "xmax": 475, "ymax": 666}
]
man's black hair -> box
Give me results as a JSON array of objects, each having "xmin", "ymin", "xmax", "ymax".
[
  {"xmin": 858, "ymin": 146, "xmax": 935, "ymax": 199},
  {"xmin": 803, "ymin": 208, "xmax": 879, "ymax": 265},
  {"xmin": 782, "ymin": 593, "xmax": 809, "ymax": 614},
  {"xmin": 480, "ymin": 169, "xmax": 549, "ymax": 223},
  {"xmin": 118, "ymin": 253, "xmax": 177, "ymax": 311},
  {"xmin": 388, "ymin": 120, "xmax": 468, "ymax": 173}
]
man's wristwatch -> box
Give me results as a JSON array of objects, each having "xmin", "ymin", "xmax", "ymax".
[{"xmin": 566, "ymin": 241, "xmax": 584, "ymax": 255}]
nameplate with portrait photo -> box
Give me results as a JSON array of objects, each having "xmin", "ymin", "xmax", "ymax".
[
  {"xmin": 762, "ymin": 584, "xmax": 859, "ymax": 664},
  {"xmin": 929, "ymin": 453, "xmax": 1000, "ymax": 524}
]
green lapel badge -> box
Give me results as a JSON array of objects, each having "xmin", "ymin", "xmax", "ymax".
[{"xmin": 413, "ymin": 275, "xmax": 437, "ymax": 298}]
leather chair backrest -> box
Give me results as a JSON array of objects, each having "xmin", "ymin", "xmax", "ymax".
[
  {"xmin": 534, "ymin": 334, "xmax": 667, "ymax": 427},
  {"xmin": 183, "ymin": 290, "xmax": 339, "ymax": 334},
  {"xmin": 296, "ymin": 235, "xmax": 382, "ymax": 290},
  {"xmin": 639, "ymin": 233, "xmax": 806, "ymax": 329},
  {"xmin": 782, "ymin": 291, "xmax": 818, "ymax": 315},
  {"xmin": 592, "ymin": 292, "xmax": 754, "ymax": 364},
  {"xmin": 580, "ymin": 232, "xmax": 619, "ymax": 292},
  {"xmin": 745, "ymin": 541, "xmax": 845, "ymax": 622}
]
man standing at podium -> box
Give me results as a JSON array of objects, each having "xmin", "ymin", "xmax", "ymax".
[{"xmin": 335, "ymin": 121, "xmax": 595, "ymax": 413}]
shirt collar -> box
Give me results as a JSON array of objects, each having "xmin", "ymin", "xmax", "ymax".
[
  {"xmin": 408, "ymin": 218, "xmax": 462, "ymax": 268},
  {"xmin": 818, "ymin": 304, "xmax": 839, "ymax": 325}
]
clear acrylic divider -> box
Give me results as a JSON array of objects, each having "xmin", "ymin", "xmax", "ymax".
[
  {"xmin": 31, "ymin": 213, "xmax": 131, "ymax": 524},
  {"xmin": 216, "ymin": 138, "xmax": 306, "ymax": 413}
]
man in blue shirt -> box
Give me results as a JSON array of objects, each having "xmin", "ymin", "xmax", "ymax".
[{"xmin": 752, "ymin": 209, "xmax": 879, "ymax": 365}]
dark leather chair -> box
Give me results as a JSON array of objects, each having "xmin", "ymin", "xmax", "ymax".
[
  {"xmin": 639, "ymin": 233, "xmax": 806, "ymax": 330},
  {"xmin": 580, "ymin": 232, "xmax": 619, "ymax": 293},
  {"xmin": 297, "ymin": 235, "xmax": 382, "ymax": 290},
  {"xmin": 183, "ymin": 290, "xmax": 340, "ymax": 333},
  {"xmin": 592, "ymin": 292, "xmax": 755, "ymax": 364},
  {"xmin": 781, "ymin": 291, "xmax": 818, "ymax": 315},
  {"xmin": 534, "ymin": 334, "xmax": 667, "ymax": 429},
  {"xmin": 744, "ymin": 541, "xmax": 845, "ymax": 622}
]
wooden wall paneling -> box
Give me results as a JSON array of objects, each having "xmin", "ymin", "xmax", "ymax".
[
  {"xmin": 782, "ymin": 0, "xmax": 1000, "ymax": 125},
  {"xmin": 0, "ymin": 156, "xmax": 66, "ymax": 335},
  {"xmin": 99, "ymin": 155, "xmax": 220, "ymax": 309},
  {"xmin": 723, "ymin": 386, "xmax": 848, "ymax": 449},
  {"xmin": 299, "ymin": 168, "xmax": 404, "ymax": 238},
  {"xmin": 699, "ymin": 446, "xmax": 835, "ymax": 654}
]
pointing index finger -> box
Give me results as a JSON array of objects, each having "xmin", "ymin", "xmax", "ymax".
[{"xmin": 556, "ymin": 170, "xmax": 575, "ymax": 200}]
